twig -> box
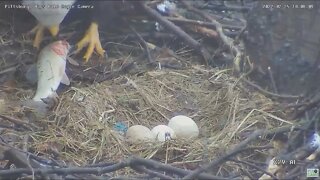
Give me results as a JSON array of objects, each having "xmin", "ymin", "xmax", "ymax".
[
  {"xmin": 277, "ymin": 120, "xmax": 317, "ymax": 161},
  {"xmin": 129, "ymin": 26, "xmax": 155, "ymax": 64},
  {"xmin": 167, "ymin": 17, "xmax": 243, "ymax": 31},
  {"xmin": 103, "ymin": 32, "xmax": 177, "ymax": 41},
  {"xmin": 0, "ymin": 142, "xmax": 62, "ymax": 168},
  {"xmin": 200, "ymin": 3, "xmax": 252, "ymax": 12},
  {"xmin": 230, "ymin": 158, "xmax": 277, "ymax": 179},
  {"xmin": 138, "ymin": 1, "xmax": 212, "ymax": 65},
  {"xmin": 128, "ymin": 156, "xmax": 224, "ymax": 179},
  {"xmin": 86, "ymin": 162, "xmax": 116, "ymax": 168},
  {"xmin": 290, "ymin": 94, "xmax": 320, "ymax": 119},
  {"xmin": 283, "ymin": 166, "xmax": 303, "ymax": 180},
  {"xmin": 180, "ymin": 1, "xmax": 244, "ymax": 71},
  {"xmin": 111, "ymin": 176, "xmax": 144, "ymax": 180},
  {"xmin": 262, "ymin": 124, "xmax": 306, "ymax": 138},
  {"xmin": 241, "ymin": 78, "xmax": 301, "ymax": 99},
  {"xmin": 0, "ymin": 161, "xmax": 129, "ymax": 177},
  {"xmin": 0, "ymin": 124, "xmax": 25, "ymax": 131},
  {"xmin": 0, "ymin": 157, "xmax": 227, "ymax": 179},
  {"xmin": 0, "ymin": 114, "xmax": 38, "ymax": 130},
  {"xmin": 183, "ymin": 130, "xmax": 263, "ymax": 179},
  {"xmin": 4, "ymin": 148, "xmax": 37, "ymax": 168},
  {"xmin": 267, "ymin": 66, "xmax": 278, "ymax": 94},
  {"xmin": 280, "ymin": 144, "xmax": 318, "ymax": 161},
  {"xmin": 0, "ymin": 65, "xmax": 18, "ymax": 75},
  {"xmin": 95, "ymin": 61, "xmax": 135, "ymax": 83},
  {"xmin": 132, "ymin": 165, "xmax": 173, "ymax": 179}
]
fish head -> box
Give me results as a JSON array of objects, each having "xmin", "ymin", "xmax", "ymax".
[{"xmin": 50, "ymin": 40, "xmax": 70, "ymax": 58}]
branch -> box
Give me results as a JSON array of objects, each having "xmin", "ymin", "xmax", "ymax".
[
  {"xmin": 138, "ymin": 1, "xmax": 212, "ymax": 65},
  {"xmin": 131, "ymin": 165, "xmax": 174, "ymax": 179},
  {"xmin": 0, "ymin": 151, "xmax": 224, "ymax": 179},
  {"xmin": 129, "ymin": 26, "xmax": 155, "ymax": 64},
  {"xmin": 167, "ymin": 17, "xmax": 243, "ymax": 31},
  {"xmin": 0, "ymin": 114, "xmax": 38, "ymax": 131},
  {"xmin": 183, "ymin": 130, "xmax": 263, "ymax": 179},
  {"xmin": 0, "ymin": 161, "xmax": 129, "ymax": 177},
  {"xmin": 180, "ymin": 1, "xmax": 244, "ymax": 71},
  {"xmin": 241, "ymin": 78, "xmax": 301, "ymax": 99},
  {"xmin": 230, "ymin": 158, "xmax": 277, "ymax": 179},
  {"xmin": 128, "ymin": 156, "xmax": 225, "ymax": 179}
]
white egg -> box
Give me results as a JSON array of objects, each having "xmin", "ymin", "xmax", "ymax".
[
  {"xmin": 126, "ymin": 125, "xmax": 155, "ymax": 143},
  {"xmin": 151, "ymin": 125, "xmax": 176, "ymax": 142},
  {"xmin": 168, "ymin": 115, "xmax": 199, "ymax": 139}
]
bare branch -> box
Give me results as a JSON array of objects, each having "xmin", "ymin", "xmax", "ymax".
[{"xmin": 183, "ymin": 130, "xmax": 263, "ymax": 179}]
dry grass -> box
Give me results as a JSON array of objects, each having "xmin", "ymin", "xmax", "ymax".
[{"xmin": 3, "ymin": 64, "xmax": 290, "ymax": 174}]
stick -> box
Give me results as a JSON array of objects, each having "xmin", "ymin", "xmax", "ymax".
[
  {"xmin": 0, "ymin": 162, "xmax": 129, "ymax": 177},
  {"xmin": 167, "ymin": 17, "xmax": 243, "ymax": 30},
  {"xmin": 0, "ymin": 114, "xmax": 38, "ymax": 130},
  {"xmin": 183, "ymin": 130, "xmax": 263, "ymax": 179},
  {"xmin": 128, "ymin": 156, "xmax": 224, "ymax": 179},
  {"xmin": 230, "ymin": 159, "xmax": 277, "ymax": 179},
  {"xmin": 132, "ymin": 165, "xmax": 173, "ymax": 179},
  {"xmin": 180, "ymin": 1, "xmax": 244, "ymax": 71},
  {"xmin": 241, "ymin": 78, "xmax": 301, "ymax": 99},
  {"xmin": 138, "ymin": 1, "xmax": 212, "ymax": 65},
  {"xmin": 0, "ymin": 156, "xmax": 223, "ymax": 179},
  {"xmin": 129, "ymin": 26, "xmax": 155, "ymax": 64}
]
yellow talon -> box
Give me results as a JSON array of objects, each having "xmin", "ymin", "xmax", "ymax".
[
  {"xmin": 30, "ymin": 24, "xmax": 44, "ymax": 49},
  {"xmin": 29, "ymin": 24, "xmax": 60, "ymax": 49},
  {"xmin": 76, "ymin": 22, "xmax": 105, "ymax": 62},
  {"xmin": 48, "ymin": 25, "xmax": 59, "ymax": 37}
]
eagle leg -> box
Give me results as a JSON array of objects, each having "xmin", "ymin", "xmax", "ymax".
[
  {"xmin": 29, "ymin": 24, "xmax": 59, "ymax": 49},
  {"xmin": 76, "ymin": 22, "xmax": 105, "ymax": 62},
  {"xmin": 48, "ymin": 25, "xmax": 59, "ymax": 37},
  {"xmin": 29, "ymin": 24, "xmax": 44, "ymax": 49}
]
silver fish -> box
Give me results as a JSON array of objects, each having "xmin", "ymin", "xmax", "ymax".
[{"xmin": 33, "ymin": 40, "xmax": 70, "ymax": 101}]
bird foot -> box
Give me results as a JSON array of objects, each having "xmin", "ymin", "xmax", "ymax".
[
  {"xmin": 28, "ymin": 24, "xmax": 59, "ymax": 49},
  {"xmin": 76, "ymin": 22, "xmax": 105, "ymax": 63},
  {"xmin": 28, "ymin": 24, "xmax": 45, "ymax": 49}
]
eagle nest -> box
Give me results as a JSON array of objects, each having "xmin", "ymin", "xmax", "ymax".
[{"xmin": 1, "ymin": 61, "xmax": 291, "ymax": 178}]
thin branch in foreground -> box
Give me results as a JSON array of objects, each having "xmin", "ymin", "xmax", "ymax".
[
  {"xmin": 131, "ymin": 165, "xmax": 174, "ymax": 179},
  {"xmin": 230, "ymin": 158, "xmax": 277, "ymax": 179},
  {"xmin": 183, "ymin": 130, "xmax": 263, "ymax": 179},
  {"xmin": 0, "ymin": 153, "xmax": 224, "ymax": 179},
  {"xmin": 0, "ymin": 114, "xmax": 38, "ymax": 130},
  {"xmin": 128, "ymin": 156, "xmax": 225, "ymax": 179},
  {"xmin": 0, "ymin": 161, "xmax": 129, "ymax": 177}
]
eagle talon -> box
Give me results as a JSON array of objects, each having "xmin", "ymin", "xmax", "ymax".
[
  {"xmin": 76, "ymin": 22, "xmax": 105, "ymax": 63},
  {"xmin": 29, "ymin": 24, "xmax": 45, "ymax": 49},
  {"xmin": 28, "ymin": 24, "xmax": 60, "ymax": 49}
]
